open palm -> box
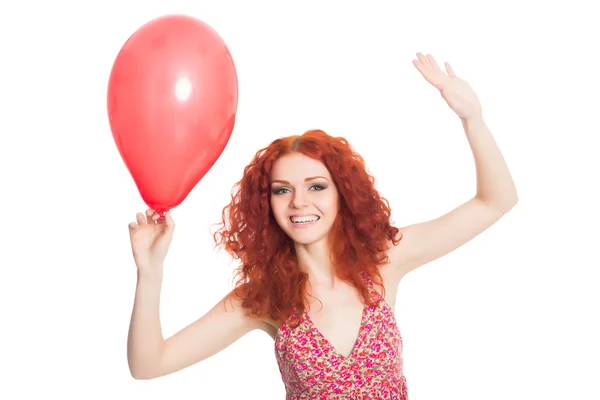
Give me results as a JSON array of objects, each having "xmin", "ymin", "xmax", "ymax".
[{"xmin": 412, "ymin": 52, "xmax": 482, "ymax": 120}]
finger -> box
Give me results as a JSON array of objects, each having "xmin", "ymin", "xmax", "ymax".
[
  {"xmin": 146, "ymin": 209, "xmax": 158, "ymax": 224},
  {"xmin": 426, "ymin": 54, "xmax": 440, "ymax": 69},
  {"xmin": 445, "ymin": 62, "xmax": 457, "ymax": 77},
  {"xmin": 412, "ymin": 58, "xmax": 423, "ymax": 74},
  {"xmin": 412, "ymin": 56, "xmax": 431, "ymax": 80},
  {"xmin": 136, "ymin": 212, "xmax": 146, "ymax": 225},
  {"xmin": 416, "ymin": 52, "xmax": 429, "ymax": 65},
  {"xmin": 128, "ymin": 222, "xmax": 138, "ymax": 235},
  {"xmin": 162, "ymin": 211, "xmax": 176, "ymax": 229}
]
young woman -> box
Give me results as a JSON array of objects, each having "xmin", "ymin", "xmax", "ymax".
[{"xmin": 126, "ymin": 53, "xmax": 518, "ymax": 398}]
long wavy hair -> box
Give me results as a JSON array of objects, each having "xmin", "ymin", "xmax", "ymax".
[{"xmin": 213, "ymin": 129, "xmax": 400, "ymax": 324}]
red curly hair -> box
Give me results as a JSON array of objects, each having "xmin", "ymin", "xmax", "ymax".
[{"xmin": 213, "ymin": 129, "xmax": 401, "ymax": 324}]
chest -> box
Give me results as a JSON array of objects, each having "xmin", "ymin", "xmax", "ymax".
[
  {"xmin": 305, "ymin": 296, "xmax": 366, "ymax": 358},
  {"xmin": 274, "ymin": 294, "xmax": 405, "ymax": 393}
]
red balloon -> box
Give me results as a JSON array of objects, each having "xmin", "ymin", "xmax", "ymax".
[{"xmin": 107, "ymin": 15, "xmax": 238, "ymax": 216}]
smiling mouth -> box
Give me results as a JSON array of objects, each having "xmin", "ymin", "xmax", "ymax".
[{"xmin": 290, "ymin": 216, "xmax": 320, "ymax": 224}]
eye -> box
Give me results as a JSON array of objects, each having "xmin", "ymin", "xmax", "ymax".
[{"xmin": 272, "ymin": 184, "xmax": 326, "ymax": 195}]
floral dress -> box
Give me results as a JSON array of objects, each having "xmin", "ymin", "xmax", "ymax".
[{"xmin": 274, "ymin": 278, "xmax": 408, "ymax": 399}]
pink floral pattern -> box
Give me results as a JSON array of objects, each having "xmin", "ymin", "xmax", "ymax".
[{"xmin": 275, "ymin": 280, "xmax": 408, "ymax": 399}]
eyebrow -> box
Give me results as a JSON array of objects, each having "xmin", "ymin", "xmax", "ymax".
[{"xmin": 271, "ymin": 176, "xmax": 328, "ymax": 185}]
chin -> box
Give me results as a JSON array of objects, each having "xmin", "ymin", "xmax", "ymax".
[
  {"xmin": 285, "ymin": 227, "xmax": 330, "ymax": 246},
  {"xmin": 290, "ymin": 236, "xmax": 321, "ymax": 245}
]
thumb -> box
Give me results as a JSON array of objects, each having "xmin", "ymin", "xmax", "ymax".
[{"xmin": 158, "ymin": 211, "xmax": 175, "ymax": 232}]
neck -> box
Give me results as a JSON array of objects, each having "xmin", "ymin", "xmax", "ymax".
[{"xmin": 294, "ymin": 239, "xmax": 337, "ymax": 288}]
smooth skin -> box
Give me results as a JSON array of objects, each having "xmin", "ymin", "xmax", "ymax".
[{"xmin": 126, "ymin": 52, "xmax": 518, "ymax": 379}]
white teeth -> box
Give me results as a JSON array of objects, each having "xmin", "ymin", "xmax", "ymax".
[{"xmin": 290, "ymin": 216, "xmax": 320, "ymax": 224}]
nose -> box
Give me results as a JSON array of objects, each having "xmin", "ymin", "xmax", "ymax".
[{"xmin": 290, "ymin": 190, "xmax": 308, "ymax": 208}]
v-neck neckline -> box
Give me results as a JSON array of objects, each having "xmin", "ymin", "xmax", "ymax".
[{"xmin": 304, "ymin": 305, "xmax": 370, "ymax": 360}]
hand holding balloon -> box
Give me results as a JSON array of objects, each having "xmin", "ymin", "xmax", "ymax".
[
  {"xmin": 107, "ymin": 15, "xmax": 238, "ymax": 217},
  {"xmin": 128, "ymin": 210, "xmax": 175, "ymax": 273}
]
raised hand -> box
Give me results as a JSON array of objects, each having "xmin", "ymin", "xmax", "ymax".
[
  {"xmin": 128, "ymin": 209, "xmax": 175, "ymax": 273},
  {"xmin": 412, "ymin": 52, "xmax": 483, "ymax": 120}
]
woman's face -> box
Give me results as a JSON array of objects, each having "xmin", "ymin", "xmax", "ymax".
[{"xmin": 270, "ymin": 153, "xmax": 340, "ymax": 245}]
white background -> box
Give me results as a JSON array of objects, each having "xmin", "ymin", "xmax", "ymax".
[{"xmin": 1, "ymin": 1, "xmax": 598, "ymax": 399}]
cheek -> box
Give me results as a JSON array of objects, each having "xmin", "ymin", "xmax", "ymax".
[
  {"xmin": 317, "ymin": 192, "xmax": 339, "ymax": 215},
  {"xmin": 270, "ymin": 197, "xmax": 286, "ymax": 220}
]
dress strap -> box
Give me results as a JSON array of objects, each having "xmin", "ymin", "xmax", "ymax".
[{"xmin": 360, "ymin": 271, "xmax": 383, "ymax": 302}]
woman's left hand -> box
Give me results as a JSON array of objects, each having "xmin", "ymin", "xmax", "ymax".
[{"xmin": 413, "ymin": 52, "xmax": 482, "ymax": 120}]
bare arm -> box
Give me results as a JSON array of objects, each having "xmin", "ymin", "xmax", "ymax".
[
  {"xmin": 386, "ymin": 117, "xmax": 517, "ymax": 281},
  {"xmin": 127, "ymin": 273, "xmax": 266, "ymax": 380}
]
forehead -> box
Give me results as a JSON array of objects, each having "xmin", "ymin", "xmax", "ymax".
[{"xmin": 270, "ymin": 153, "xmax": 331, "ymax": 182}]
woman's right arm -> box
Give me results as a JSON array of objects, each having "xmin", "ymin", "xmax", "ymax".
[
  {"xmin": 126, "ymin": 209, "xmax": 269, "ymax": 379},
  {"xmin": 127, "ymin": 273, "xmax": 266, "ymax": 379}
]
